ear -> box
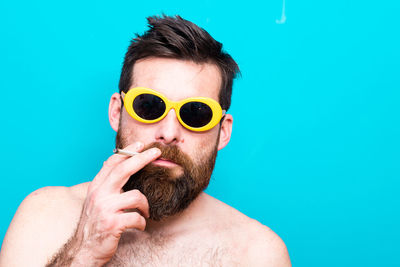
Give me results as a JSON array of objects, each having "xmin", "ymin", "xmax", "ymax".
[
  {"xmin": 217, "ymin": 114, "xmax": 233, "ymax": 151},
  {"xmin": 109, "ymin": 92, "xmax": 122, "ymax": 132}
]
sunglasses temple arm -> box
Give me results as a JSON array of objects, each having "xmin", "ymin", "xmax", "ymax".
[
  {"xmin": 220, "ymin": 110, "xmax": 227, "ymax": 123},
  {"xmin": 119, "ymin": 91, "xmax": 126, "ymax": 105}
]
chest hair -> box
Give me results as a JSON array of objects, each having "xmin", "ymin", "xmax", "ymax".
[{"xmin": 104, "ymin": 229, "xmax": 240, "ymax": 267}]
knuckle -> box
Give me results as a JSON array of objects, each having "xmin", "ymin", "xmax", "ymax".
[
  {"xmin": 130, "ymin": 189, "xmax": 141, "ymax": 196},
  {"xmin": 103, "ymin": 158, "xmax": 112, "ymax": 167},
  {"xmin": 102, "ymin": 217, "xmax": 117, "ymax": 232},
  {"xmin": 129, "ymin": 189, "xmax": 144, "ymax": 201},
  {"xmin": 130, "ymin": 212, "xmax": 140, "ymax": 221},
  {"xmin": 88, "ymin": 190, "xmax": 100, "ymax": 203},
  {"xmin": 120, "ymin": 213, "xmax": 143, "ymax": 231},
  {"xmin": 92, "ymin": 199, "xmax": 104, "ymax": 213},
  {"xmin": 112, "ymin": 165, "xmax": 127, "ymax": 178},
  {"xmin": 87, "ymin": 192, "xmax": 108, "ymax": 212},
  {"xmin": 103, "ymin": 155, "xmax": 119, "ymax": 168},
  {"xmin": 131, "ymin": 213, "xmax": 145, "ymax": 227},
  {"xmin": 137, "ymin": 216, "xmax": 146, "ymax": 230}
]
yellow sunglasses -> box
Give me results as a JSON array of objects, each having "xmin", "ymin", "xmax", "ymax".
[{"xmin": 121, "ymin": 87, "xmax": 226, "ymax": 132}]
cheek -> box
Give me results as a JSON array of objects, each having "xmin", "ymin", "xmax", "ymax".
[
  {"xmin": 190, "ymin": 133, "xmax": 219, "ymax": 160},
  {"xmin": 198, "ymin": 128, "xmax": 220, "ymax": 147},
  {"xmin": 121, "ymin": 127, "xmax": 154, "ymax": 145},
  {"xmin": 120, "ymin": 114, "xmax": 156, "ymax": 143}
]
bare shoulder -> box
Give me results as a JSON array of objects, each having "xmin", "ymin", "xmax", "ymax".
[
  {"xmin": 241, "ymin": 219, "xmax": 291, "ymax": 266},
  {"xmin": 0, "ymin": 182, "xmax": 89, "ymax": 267},
  {"xmin": 204, "ymin": 194, "xmax": 291, "ymax": 266}
]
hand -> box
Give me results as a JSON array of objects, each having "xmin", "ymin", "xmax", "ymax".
[{"xmin": 71, "ymin": 142, "xmax": 161, "ymax": 266}]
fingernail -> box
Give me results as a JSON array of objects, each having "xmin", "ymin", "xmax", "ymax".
[
  {"xmin": 136, "ymin": 142, "xmax": 143, "ymax": 149},
  {"xmin": 151, "ymin": 148, "xmax": 160, "ymax": 155}
]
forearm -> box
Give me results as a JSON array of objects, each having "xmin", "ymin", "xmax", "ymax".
[{"xmin": 45, "ymin": 233, "xmax": 106, "ymax": 267}]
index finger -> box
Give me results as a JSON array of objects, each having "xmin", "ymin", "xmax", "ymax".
[
  {"xmin": 101, "ymin": 147, "xmax": 161, "ymax": 193},
  {"xmin": 90, "ymin": 142, "xmax": 144, "ymax": 191}
]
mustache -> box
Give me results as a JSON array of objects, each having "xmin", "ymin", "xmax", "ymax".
[{"xmin": 142, "ymin": 142, "xmax": 192, "ymax": 166}]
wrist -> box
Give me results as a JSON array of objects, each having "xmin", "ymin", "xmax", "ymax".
[
  {"xmin": 68, "ymin": 235, "xmax": 108, "ymax": 267},
  {"xmin": 70, "ymin": 248, "xmax": 108, "ymax": 267}
]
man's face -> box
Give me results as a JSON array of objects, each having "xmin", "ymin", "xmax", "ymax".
[{"xmin": 112, "ymin": 58, "xmax": 225, "ymax": 221}]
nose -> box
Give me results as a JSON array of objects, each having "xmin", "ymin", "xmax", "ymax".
[{"xmin": 154, "ymin": 108, "xmax": 184, "ymax": 145}]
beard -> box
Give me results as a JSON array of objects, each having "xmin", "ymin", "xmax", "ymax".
[{"xmin": 115, "ymin": 128, "xmax": 219, "ymax": 221}]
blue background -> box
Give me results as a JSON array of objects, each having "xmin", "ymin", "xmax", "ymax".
[{"xmin": 1, "ymin": 0, "xmax": 399, "ymax": 266}]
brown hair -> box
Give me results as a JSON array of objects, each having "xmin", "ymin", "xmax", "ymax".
[{"xmin": 118, "ymin": 14, "xmax": 240, "ymax": 111}]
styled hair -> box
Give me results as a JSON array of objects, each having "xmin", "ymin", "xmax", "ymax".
[{"xmin": 119, "ymin": 14, "xmax": 240, "ymax": 111}]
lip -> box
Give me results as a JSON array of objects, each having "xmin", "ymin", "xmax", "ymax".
[{"xmin": 152, "ymin": 158, "xmax": 179, "ymax": 167}]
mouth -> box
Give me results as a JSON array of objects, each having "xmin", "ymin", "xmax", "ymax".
[{"xmin": 152, "ymin": 157, "xmax": 179, "ymax": 167}]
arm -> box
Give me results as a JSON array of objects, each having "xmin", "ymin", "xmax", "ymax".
[
  {"xmin": 45, "ymin": 208, "xmax": 102, "ymax": 267},
  {"xmin": 1, "ymin": 142, "xmax": 161, "ymax": 267},
  {"xmin": 0, "ymin": 186, "xmax": 82, "ymax": 267}
]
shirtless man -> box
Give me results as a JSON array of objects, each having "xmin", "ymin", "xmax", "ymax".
[{"xmin": 0, "ymin": 15, "xmax": 291, "ymax": 266}]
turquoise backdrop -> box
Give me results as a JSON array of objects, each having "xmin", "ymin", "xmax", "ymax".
[{"xmin": 1, "ymin": 0, "xmax": 399, "ymax": 266}]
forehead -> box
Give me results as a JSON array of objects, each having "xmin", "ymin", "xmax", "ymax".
[{"xmin": 131, "ymin": 57, "xmax": 222, "ymax": 101}]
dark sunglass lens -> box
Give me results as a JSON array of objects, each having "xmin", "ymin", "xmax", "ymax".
[
  {"xmin": 180, "ymin": 102, "xmax": 213, "ymax": 128},
  {"xmin": 133, "ymin": 94, "xmax": 166, "ymax": 120}
]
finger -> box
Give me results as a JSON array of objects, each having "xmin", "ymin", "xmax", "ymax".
[
  {"xmin": 117, "ymin": 212, "xmax": 147, "ymax": 232},
  {"xmin": 112, "ymin": 189, "xmax": 150, "ymax": 218},
  {"xmin": 103, "ymin": 147, "xmax": 161, "ymax": 193},
  {"xmin": 90, "ymin": 142, "xmax": 144, "ymax": 191}
]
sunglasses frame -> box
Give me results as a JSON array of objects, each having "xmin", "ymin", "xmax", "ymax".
[{"xmin": 121, "ymin": 87, "xmax": 226, "ymax": 132}]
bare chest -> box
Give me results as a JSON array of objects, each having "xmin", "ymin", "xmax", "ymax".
[{"xmin": 104, "ymin": 230, "xmax": 242, "ymax": 267}]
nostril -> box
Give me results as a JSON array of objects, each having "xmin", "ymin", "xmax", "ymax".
[{"xmin": 156, "ymin": 137, "xmax": 178, "ymax": 145}]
